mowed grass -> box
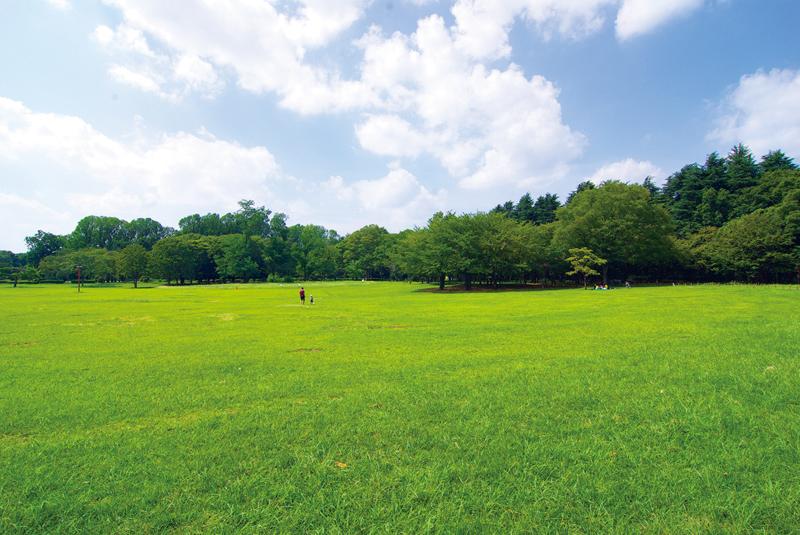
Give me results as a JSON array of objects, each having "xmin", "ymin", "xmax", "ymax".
[{"xmin": 1, "ymin": 282, "xmax": 799, "ymax": 534}]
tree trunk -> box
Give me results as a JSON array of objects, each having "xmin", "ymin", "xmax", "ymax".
[
  {"xmin": 464, "ymin": 273, "xmax": 472, "ymax": 291},
  {"xmin": 602, "ymin": 265, "xmax": 608, "ymax": 286},
  {"xmin": 438, "ymin": 272, "xmax": 445, "ymax": 290},
  {"xmin": 133, "ymin": 278, "xmax": 138, "ymax": 289},
  {"xmin": 583, "ymin": 275, "xmax": 587, "ymax": 289}
]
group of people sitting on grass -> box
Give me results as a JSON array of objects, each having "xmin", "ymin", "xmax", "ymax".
[{"xmin": 594, "ymin": 281, "xmax": 634, "ymax": 290}]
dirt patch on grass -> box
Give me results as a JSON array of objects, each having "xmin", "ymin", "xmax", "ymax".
[
  {"xmin": 1, "ymin": 340, "xmax": 39, "ymax": 348},
  {"xmin": 117, "ymin": 316, "xmax": 155, "ymax": 326}
]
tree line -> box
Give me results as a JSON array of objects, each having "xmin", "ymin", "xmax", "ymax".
[{"xmin": 2, "ymin": 145, "xmax": 798, "ymax": 287}]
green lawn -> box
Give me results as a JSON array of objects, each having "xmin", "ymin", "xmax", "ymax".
[{"xmin": 1, "ymin": 282, "xmax": 799, "ymax": 533}]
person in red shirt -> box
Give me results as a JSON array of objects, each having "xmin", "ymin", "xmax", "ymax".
[{"xmin": 299, "ymin": 287, "xmax": 305, "ymax": 304}]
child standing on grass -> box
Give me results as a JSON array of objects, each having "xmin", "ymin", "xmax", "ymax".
[
  {"xmin": 299, "ymin": 287, "xmax": 305, "ymax": 304},
  {"xmin": 310, "ymin": 295, "xmax": 314, "ymax": 305}
]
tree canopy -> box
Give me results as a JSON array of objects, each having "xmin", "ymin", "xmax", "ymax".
[{"xmin": 13, "ymin": 145, "xmax": 800, "ymax": 287}]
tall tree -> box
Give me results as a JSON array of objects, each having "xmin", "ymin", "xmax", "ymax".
[
  {"xmin": 726, "ymin": 144, "xmax": 760, "ymax": 191},
  {"xmin": 566, "ymin": 181, "xmax": 595, "ymax": 204},
  {"xmin": 760, "ymin": 150, "xmax": 797, "ymax": 173},
  {"xmin": 289, "ymin": 224, "xmax": 330, "ymax": 280},
  {"xmin": 662, "ymin": 164, "xmax": 708, "ymax": 235},
  {"xmin": 472, "ymin": 212, "xmax": 531, "ymax": 286},
  {"xmin": 404, "ymin": 212, "xmax": 473, "ymax": 289},
  {"xmin": 25, "ymin": 231, "xmax": 64, "ymax": 265},
  {"xmin": 264, "ymin": 213, "xmax": 294, "ymax": 278},
  {"xmin": 642, "ymin": 176, "xmax": 661, "ymax": 202},
  {"xmin": 233, "ymin": 200, "xmax": 272, "ymax": 238},
  {"xmin": 553, "ymin": 181, "xmax": 676, "ymax": 283},
  {"xmin": 734, "ymin": 168, "xmax": 800, "ymax": 216},
  {"xmin": 532, "ymin": 193, "xmax": 561, "ymax": 224},
  {"xmin": 213, "ymin": 234, "xmax": 262, "ymax": 282},
  {"xmin": 118, "ymin": 244, "xmax": 149, "ymax": 288},
  {"xmin": 149, "ymin": 235, "xmax": 204, "ymax": 284},
  {"xmin": 339, "ymin": 224, "xmax": 391, "ymax": 280},
  {"xmin": 566, "ymin": 247, "xmax": 607, "ymax": 288},
  {"xmin": 125, "ymin": 218, "xmax": 171, "ymax": 249},
  {"xmin": 179, "ymin": 213, "xmax": 227, "ymax": 236},
  {"xmin": 491, "ymin": 200, "xmax": 515, "ymax": 217},
  {"xmin": 513, "ymin": 193, "xmax": 535, "ymax": 223},
  {"xmin": 68, "ymin": 216, "xmax": 130, "ymax": 250}
]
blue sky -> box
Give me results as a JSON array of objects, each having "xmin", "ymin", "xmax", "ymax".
[{"xmin": 1, "ymin": 0, "xmax": 799, "ymax": 251}]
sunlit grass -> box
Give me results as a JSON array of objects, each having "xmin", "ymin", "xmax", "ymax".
[{"xmin": 1, "ymin": 282, "xmax": 799, "ymax": 533}]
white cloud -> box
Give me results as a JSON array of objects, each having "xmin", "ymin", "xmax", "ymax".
[
  {"xmin": 91, "ymin": 25, "xmax": 115, "ymax": 46},
  {"xmin": 450, "ymin": 0, "xmax": 616, "ymax": 61},
  {"xmin": 85, "ymin": 0, "xmax": 713, "ymax": 193},
  {"xmin": 45, "ymin": 0, "xmax": 70, "ymax": 10},
  {"xmin": 172, "ymin": 54, "xmax": 224, "ymax": 97},
  {"xmin": 616, "ymin": 0, "xmax": 704, "ymax": 41},
  {"xmin": 355, "ymin": 15, "xmax": 586, "ymax": 189},
  {"xmin": 448, "ymin": 0, "xmax": 708, "ymax": 56},
  {"xmin": 708, "ymin": 68, "xmax": 800, "ymax": 158},
  {"xmin": 92, "ymin": 0, "xmax": 715, "ymax": 106},
  {"xmin": 321, "ymin": 168, "xmax": 447, "ymax": 230},
  {"xmin": 0, "ymin": 97, "xmax": 285, "ymax": 250},
  {"xmin": 0, "ymin": 96, "xmax": 448, "ymax": 250},
  {"xmin": 91, "ymin": 23, "xmax": 156, "ymax": 57},
  {"xmin": 92, "ymin": 23, "xmax": 222, "ymax": 101},
  {"xmin": 589, "ymin": 158, "xmax": 664, "ymax": 183},
  {"xmin": 92, "ymin": 0, "xmax": 371, "ymax": 109},
  {"xmin": 355, "ymin": 115, "xmax": 429, "ymax": 158},
  {"xmin": 108, "ymin": 64, "xmax": 165, "ymax": 96}
]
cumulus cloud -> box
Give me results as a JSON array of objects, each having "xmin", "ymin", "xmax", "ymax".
[
  {"xmin": 92, "ymin": 23, "xmax": 223, "ymax": 100},
  {"xmin": 92, "ymin": 0, "xmax": 714, "ymax": 106},
  {"xmin": 450, "ymin": 0, "xmax": 615, "ymax": 61},
  {"xmin": 355, "ymin": 115, "xmax": 430, "ymax": 158},
  {"xmin": 321, "ymin": 168, "xmax": 447, "ymax": 231},
  {"xmin": 0, "ymin": 97, "xmax": 285, "ymax": 250},
  {"xmin": 355, "ymin": 15, "xmax": 586, "ymax": 189},
  {"xmin": 448, "ymin": 0, "xmax": 709, "ymax": 57},
  {"xmin": 615, "ymin": 0, "xmax": 704, "ymax": 40},
  {"xmin": 91, "ymin": 0, "xmax": 371, "ymax": 109},
  {"xmin": 0, "ymin": 96, "xmax": 448, "ymax": 250},
  {"xmin": 708, "ymin": 68, "xmax": 800, "ymax": 157},
  {"xmin": 108, "ymin": 64, "xmax": 165, "ymax": 96},
  {"xmin": 589, "ymin": 158, "xmax": 665, "ymax": 183},
  {"xmin": 81, "ymin": 0, "xmax": 714, "ymax": 195}
]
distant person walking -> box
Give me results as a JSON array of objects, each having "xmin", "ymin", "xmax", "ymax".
[{"xmin": 299, "ymin": 287, "xmax": 306, "ymax": 305}]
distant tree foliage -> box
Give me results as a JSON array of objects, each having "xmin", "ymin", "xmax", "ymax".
[
  {"xmin": 118, "ymin": 244, "xmax": 149, "ymax": 288},
  {"xmin": 553, "ymin": 181, "xmax": 676, "ymax": 283},
  {"xmin": 17, "ymin": 145, "xmax": 800, "ymax": 286},
  {"xmin": 38, "ymin": 248, "xmax": 118, "ymax": 282},
  {"xmin": 339, "ymin": 224, "xmax": 393, "ymax": 280},
  {"xmin": 25, "ymin": 231, "xmax": 64, "ymax": 265},
  {"xmin": 493, "ymin": 192, "xmax": 562, "ymax": 225}
]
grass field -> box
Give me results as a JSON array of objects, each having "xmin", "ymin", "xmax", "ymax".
[{"xmin": 1, "ymin": 282, "xmax": 799, "ymax": 533}]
